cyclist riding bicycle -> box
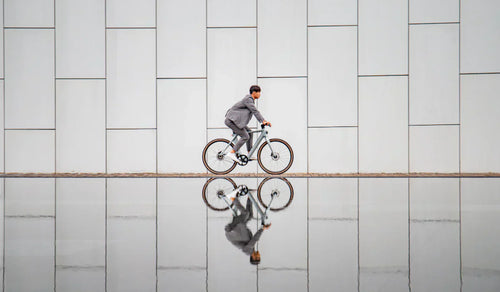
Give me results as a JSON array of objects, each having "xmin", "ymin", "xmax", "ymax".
[
  {"xmin": 225, "ymin": 194, "xmax": 270, "ymax": 265},
  {"xmin": 224, "ymin": 85, "xmax": 272, "ymax": 163}
]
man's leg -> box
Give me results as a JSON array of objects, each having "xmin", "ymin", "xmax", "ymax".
[
  {"xmin": 224, "ymin": 119, "xmax": 249, "ymax": 153},
  {"xmin": 225, "ymin": 198, "xmax": 250, "ymax": 231},
  {"xmin": 233, "ymin": 197, "xmax": 246, "ymax": 213},
  {"xmin": 243, "ymin": 197, "xmax": 253, "ymax": 223},
  {"xmin": 244, "ymin": 126, "xmax": 253, "ymax": 153}
]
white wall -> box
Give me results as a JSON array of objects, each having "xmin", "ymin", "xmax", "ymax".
[{"xmin": 2, "ymin": 0, "xmax": 500, "ymax": 173}]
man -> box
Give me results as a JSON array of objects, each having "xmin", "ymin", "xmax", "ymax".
[
  {"xmin": 224, "ymin": 85, "xmax": 271, "ymax": 163},
  {"xmin": 224, "ymin": 195, "xmax": 269, "ymax": 265}
]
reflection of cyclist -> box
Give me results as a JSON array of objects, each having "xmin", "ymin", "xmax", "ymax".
[
  {"xmin": 224, "ymin": 85, "xmax": 271, "ymax": 163},
  {"xmin": 224, "ymin": 197, "xmax": 269, "ymax": 265}
]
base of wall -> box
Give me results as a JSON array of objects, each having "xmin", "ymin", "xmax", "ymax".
[{"xmin": 2, "ymin": 172, "xmax": 500, "ymax": 178}]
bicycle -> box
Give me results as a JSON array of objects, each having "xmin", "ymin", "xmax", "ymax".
[
  {"xmin": 202, "ymin": 177, "xmax": 294, "ymax": 226},
  {"xmin": 202, "ymin": 124, "xmax": 294, "ymax": 175}
]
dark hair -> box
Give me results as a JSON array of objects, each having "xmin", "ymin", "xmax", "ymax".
[
  {"xmin": 250, "ymin": 250, "xmax": 261, "ymax": 265},
  {"xmin": 249, "ymin": 85, "xmax": 261, "ymax": 94}
]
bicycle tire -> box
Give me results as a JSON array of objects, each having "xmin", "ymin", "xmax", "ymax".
[
  {"xmin": 202, "ymin": 138, "xmax": 237, "ymax": 175},
  {"xmin": 257, "ymin": 138, "xmax": 294, "ymax": 175},
  {"xmin": 257, "ymin": 177, "xmax": 294, "ymax": 211},
  {"xmin": 202, "ymin": 177, "xmax": 237, "ymax": 211}
]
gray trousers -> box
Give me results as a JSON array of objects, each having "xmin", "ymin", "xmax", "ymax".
[
  {"xmin": 224, "ymin": 118, "xmax": 253, "ymax": 152},
  {"xmin": 229, "ymin": 198, "xmax": 253, "ymax": 227}
]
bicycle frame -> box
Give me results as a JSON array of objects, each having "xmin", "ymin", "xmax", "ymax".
[
  {"xmin": 221, "ymin": 126, "xmax": 275, "ymax": 158},
  {"xmin": 224, "ymin": 186, "xmax": 275, "ymax": 226}
]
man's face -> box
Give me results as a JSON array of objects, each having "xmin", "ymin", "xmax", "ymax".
[{"xmin": 252, "ymin": 91, "xmax": 261, "ymax": 99}]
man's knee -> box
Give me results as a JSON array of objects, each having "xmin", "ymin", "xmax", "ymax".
[{"xmin": 240, "ymin": 131, "xmax": 250, "ymax": 141}]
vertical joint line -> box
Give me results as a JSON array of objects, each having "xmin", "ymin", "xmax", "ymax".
[
  {"xmin": 53, "ymin": 178, "xmax": 57, "ymax": 292},
  {"xmin": 407, "ymin": 0, "xmax": 410, "ymax": 177},
  {"xmin": 356, "ymin": 1, "xmax": 360, "ymax": 290},
  {"xmin": 3, "ymin": 178, "xmax": 6, "ymax": 292},
  {"xmin": 306, "ymin": 178, "xmax": 310, "ymax": 291},
  {"xmin": 53, "ymin": 0, "xmax": 57, "ymax": 177},
  {"xmin": 206, "ymin": 0, "xmax": 208, "ymax": 144},
  {"xmin": 356, "ymin": 0, "xmax": 360, "ymax": 175},
  {"xmin": 2, "ymin": 0, "xmax": 5, "ymax": 289},
  {"xmin": 356, "ymin": 177, "xmax": 360, "ymax": 292},
  {"xmin": 205, "ymin": 1, "xmax": 209, "ymax": 290},
  {"xmin": 306, "ymin": 0, "xmax": 309, "ymax": 176},
  {"xmin": 306, "ymin": 0, "xmax": 310, "ymax": 287},
  {"xmin": 104, "ymin": 0, "xmax": 108, "ymax": 176},
  {"xmin": 104, "ymin": 1, "xmax": 108, "ymax": 291},
  {"xmin": 155, "ymin": 0, "xmax": 158, "ymax": 176},
  {"xmin": 53, "ymin": 0, "xmax": 57, "ymax": 290},
  {"xmin": 408, "ymin": 177, "xmax": 411, "ymax": 291},
  {"xmin": 407, "ymin": 1, "xmax": 411, "ymax": 290},
  {"xmin": 458, "ymin": 1, "xmax": 463, "ymax": 290},
  {"xmin": 105, "ymin": 178, "xmax": 108, "ymax": 292},
  {"xmin": 155, "ymin": 178, "xmax": 158, "ymax": 291}
]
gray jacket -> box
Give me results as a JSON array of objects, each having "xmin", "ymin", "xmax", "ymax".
[
  {"xmin": 225, "ymin": 226, "xmax": 264, "ymax": 256},
  {"xmin": 225, "ymin": 95, "xmax": 265, "ymax": 129}
]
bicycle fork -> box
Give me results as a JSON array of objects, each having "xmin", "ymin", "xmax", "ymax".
[
  {"xmin": 260, "ymin": 191, "xmax": 277, "ymax": 226},
  {"xmin": 265, "ymin": 137, "xmax": 276, "ymax": 157}
]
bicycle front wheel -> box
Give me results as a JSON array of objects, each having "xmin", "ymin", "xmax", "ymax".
[
  {"xmin": 202, "ymin": 177, "xmax": 237, "ymax": 211},
  {"xmin": 257, "ymin": 138, "xmax": 294, "ymax": 174},
  {"xmin": 257, "ymin": 177, "xmax": 294, "ymax": 211},
  {"xmin": 202, "ymin": 138, "xmax": 237, "ymax": 174}
]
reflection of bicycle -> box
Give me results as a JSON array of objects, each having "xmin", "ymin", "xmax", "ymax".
[
  {"xmin": 202, "ymin": 177, "xmax": 294, "ymax": 225},
  {"xmin": 202, "ymin": 124, "xmax": 294, "ymax": 175}
]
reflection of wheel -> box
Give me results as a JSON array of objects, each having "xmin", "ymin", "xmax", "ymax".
[
  {"xmin": 257, "ymin": 177, "xmax": 294, "ymax": 211},
  {"xmin": 202, "ymin": 139, "xmax": 237, "ymax": 174},
  {"xmin": 257, "ymin": 138, "xmax": 294, "ymax": 175},
  {"xmin": 202, "ymin": 178, "xmax": 237, "ymax": 211}
]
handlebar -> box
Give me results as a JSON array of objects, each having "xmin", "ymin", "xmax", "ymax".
[{"xmin": 261, "ymin": 123, "xmax": 270, "ymax": 129}]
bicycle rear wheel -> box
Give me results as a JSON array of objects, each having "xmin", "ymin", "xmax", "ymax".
[
  {"xmin": 202, "ymin": 177, "xmax": 237, "ymax": 211},
  {"xmin": 257, "ymin": 138, "xmax": 294, "ymax": 175},
  {"xmin": 257, "ymin": 177, "xmax": 294, "ymax": 211},
  {"xmin": 202, "ymin": 138, "xmax": 237, "ymax": 174}
]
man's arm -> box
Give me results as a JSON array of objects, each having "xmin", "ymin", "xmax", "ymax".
[{"xmin": 244, "ymin": 98, "xmax": 265, "ymax": 124}]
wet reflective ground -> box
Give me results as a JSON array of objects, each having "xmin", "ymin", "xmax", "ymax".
[{"xmin": 2, "ymin": 177, "xmax": 500, "ymax": 291}]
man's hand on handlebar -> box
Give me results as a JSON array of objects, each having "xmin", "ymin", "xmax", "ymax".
[{"xmin": 262, "ymin": 121, "xmax": 272, "ymax": 127}]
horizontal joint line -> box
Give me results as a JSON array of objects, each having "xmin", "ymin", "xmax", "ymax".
[
  {"xmin": 258, "ymin": 76, "xmax": 307, "ymax": 79},
  {"xmin": 107, "ymin": 128, "xmax": 157, "ymax": 130},
  {"xmin": 308, "ymin": 24, "xmax": 357, "ymax": 27},
  {"xmin": 56, "ymin": 78, "xmax": 106, "ymax": 80},
  {"xmin": 409, "ymin": 22, "xmax": 460, "ymax": 25},
  {"xmin": 5, "ymin": 128, "xmax": 55, "ymax": 130},
  {"xmin": 106, "ymin": 27, "xmax": 156, "ymax": 29},
  {"xmin": 411, "ymin": 219, "xmax": 459, "ymax": 223},
  {"xmin": 409, "ymin": 124, "xmax": 460, "ymax": 127},
  {"xmin": 207, "ymin": 26, "xmax": 257, "ymax": 29},
  {"xmin": 460, "ymin": 72, "xmax": 500, "ymax": 75},
  {"xmin": 6, "ymin": 215, "xmax": 55, "ymax": 218},
  {"xmin": 310, "ymin": 217, "xmax": 357, "ymax": 222},
  {"xmin": 359, "ymin": 74, "xmax": 408, "ymax": 77},
  {"xmin": 4, "ymin": 27, "xmax": 55, "ymax": 29},
  {"xmin": 157, "ymin": 266, "xmax": 206, "ymax": 270},
  {"xmin": 157, "ymin": 77, "xmax": 207, "ymax": 80},
  {"xmin": 308, "ymin": 126, "xmax": 358, "ymax": 129}
]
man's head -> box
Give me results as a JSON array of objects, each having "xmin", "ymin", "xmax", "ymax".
[
  {"xmin": 250, "ymin": 250, "xmax": 261, "ymax": 265},
  {"xmin": 249, "ymin": 85, "xmax": 261, "ymax": 99}
]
